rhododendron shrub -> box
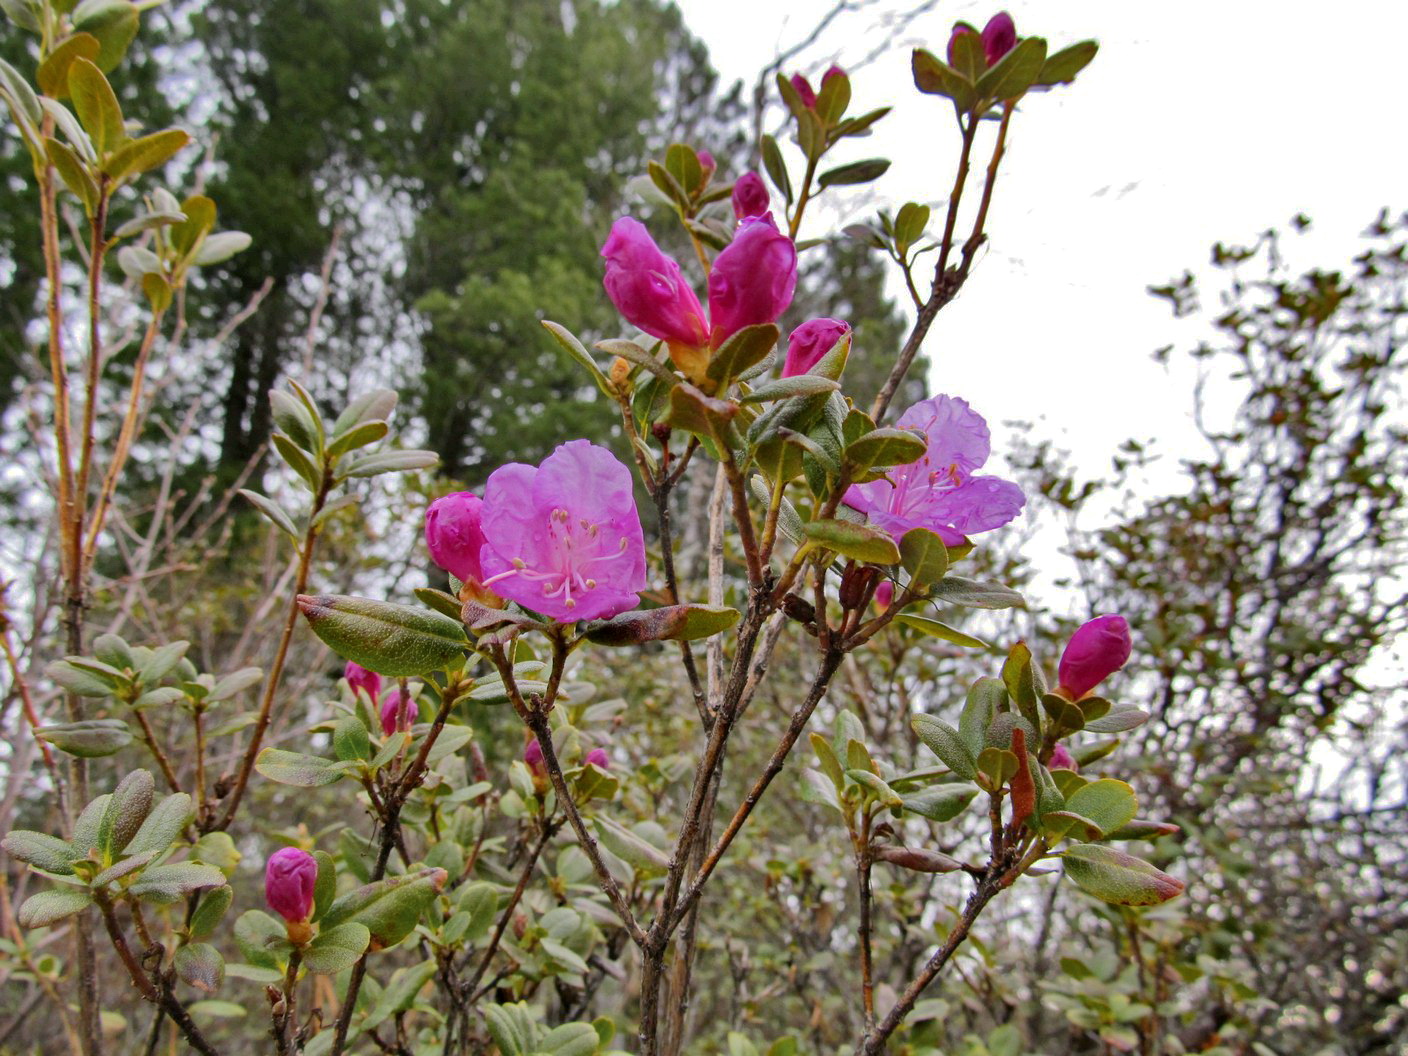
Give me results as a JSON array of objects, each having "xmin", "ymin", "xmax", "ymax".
[{"xmin": 0, "ymin": 6, "xmax": 1184, "ymax": 1056}]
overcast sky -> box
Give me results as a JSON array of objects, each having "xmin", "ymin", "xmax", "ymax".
[{"xmin": 681, "ymin": 0, "xmax": 1407, "ymax": 492}]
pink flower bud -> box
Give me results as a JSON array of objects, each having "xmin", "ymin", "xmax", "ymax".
[
  {"xmin": 981, "ymin": 12, "xmax": 1017, "ymax": 66},
  {"xmin": 822, "ymin": 64, "xmax": 846, "ymax": 86},
  {"xmin": 425, "ymin": 492, "xmax": 488, "ymax": 586},
  {"xmin": 1058, "ymin": 615, "xmax": 1132, "ymax": 699},
  {"xmin": 524, "ymin": 738, "xmax": 546, "ymax": 776},
  {"xmin": 585, "ymin": 748, "xmax": 609, "ymax": 769},
  {"xmin": 783, "ymin": 317, "xmax": 850, "ymax": 377},
  {"xmin": 265, "ymin": 847, "xmax": 318, "ymax": 923},
  {"xmin": 731, "ymin": 172, "xmax": 770, "ymax": 222},
  {"xmin": 1049, "ymin": 744, "xmax": 1078, "ymax": 771},
  {"xmin": 873, "ymin": 580, "xmax": 894, "ymax": 611},
  {"xmin": 344, "ymin": 661, "xmax": 382, "ymax": 705},
  {"xmin": 601, "ymin": 217, "xmax": 709, "ymax": 348},
  {"xmin": 707, "ymin": 215, "xmax": 797, "ymax": 347},
  {"xmin": 790, "ymin": 73, "xmax": 816, "ymax": 108},
  {"xmin": 947, "ymin": 22, "xmax": 977, "ymax": 64},
  {"xmin": 696, "ymin": 150, "xmax": 716, "ymax": 181},
  {"xmin": 379, "ymin": 689, "xmax": 418, "ymax": 736}
]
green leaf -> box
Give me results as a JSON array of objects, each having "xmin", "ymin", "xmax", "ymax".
[
  {"xmin": 900, "ymin": 785, "xmax": 976, "ymax": 822},
  {"xmin": 361, "ymin": 958, "xmax": 437, "ymax": 1030},
  {"xmin": 899, "ymin": 528, "xmax": 949, "ymax": 588},
  {"xmin": 1001, "ymin": 642, "xmax": 1046, "ymax": 730},
  {"xmin": 846, "ymin": 769, "xmax": 902, "ymax": 808},
  {"xmin": 664, "ymin": 141, "xmax": 704, "ymax": 194},
  {"xmin": 192, "ymin": 231, "xmax": 252, "ymax": 266},
  {"xmin": 137, "ymin": 640, "xmax": 188, "ymax": 687},
  {"xmin": 36, "ymin": 33, "xmax": 101, "ymax": 97},
  {"xmin": 802, "ymin": 519, "xmax": 899, "ymax": 565},
  {"xmin": 37, "ymin": 719, "xmax": 132, "ymax": 757},
  {"xmin": 929, "ymin": 576, "xmax": 1025, "ymax": 609},
  {"xmin": 45, "ymin": 658, "xmax": 120, "ymax": 696},
  {"xmin": 539, "ymin": 1022, "xmax": 600, "ymax": 1056},
  {"xmin": 760, "ymin": 134, "xmax": 792, "ymax": 203},
  {"xmin": 43, "ymin": 138, "xmax": 98, "ymax": 214},
  {"xmin": 894, "ymin": 202, "xmax": 930, "ymax": 250},
  {"xmin": 129, "ymin": 862, "xmax": 227, "ymax": 904},
  {"xmin": 1, "ymin": 831, "xmax": 78, "ymax": 875},
  {"xmin": 70, "ymin": 0, "xmax": 139, "ymax": 72},
  {"xmin": 332, "ymin": 717, "xmax": 371, "ymax": 762},
  {"xmin": 975, "ymin": 36, "xmax": 1047, "ymax": 102},
  {"xmin": 234, "ymin": 910, "xmax": 291, "ymax": 970},
  {"xmin": 254, "ymin": 749, "xmax": 347, "ymax": 788},
  {"xmin": 272, "ymin": 433, "xmax": 322, "ymax": 491},
  {"xmin": 706, "ymin": 323, "xmax": 779, "ymax": 383},
  {"xmin": 1084, "ymin": 706, "xmax": 1150, "ymax": 733},
  {"xmin": 1035, "ymin": 40, "xmax": 1099, "ymax": 86},
  {"xmin": 799, "ymin": 768, "xmax": 842, "ymax": 813},
  {"xmin": 168, "ymin": 194, "xmax": 216, "ymax": 258},
  {"xmin": 189, "ymin": 885, "xmax": 233, "ymax": 941},
  {"xmin": 662, "ymin": 382, "xmax": 737, "ymax": 442},
  {"xmin": 740, "ymin": 375, "xmax": 838, "ymax": 404},
  {"xmin": 320, "ymin": 867, "xmax": 448, "ymax": 948},
  {"xmin": 485, "ymin": 1002, "xmax": 533, "ymax": 1056},
  {"xmin": 911, "ymin": 715, "xmax": 977, "ymax": 780},
  {"xmin": 174, "ymin": 943, "xmax": 224, "ymax": 993},
  {"xmin": 1042, "ymin": 692, "xmax": 1085, "ymax": 732},
  {"xmin": 332, "ymin": 389, "xmax": 397, "ymax": 438},
  {"xmin": 911, "ymin": 48, "xmax": 975, "ymax": 111},
  {"xmin": 949, "ymin": 30, "xmax": 987, "ymax": 81},
  {"xmin": 584, "ymin": 604, "xmax": 739, "ymax": 647},
  {"xmin": 207, "ymin": 667, "xmax": 263, "ymax": 702},
  {"xmin": 17, "ymin": 887, "xmax": 92, "ymax": 927},
  {"xmin": 595, "ymin": 338, "xmax": 676, "ymax": 384},
  {"xmin": 67, "ymin": 58, "xmax": 123, "ymax": 156},
  {"xmin": 843, "ymin": 427, "xmax": 926, "ymax": 479},
  {"xmin": 1061, "ymin": 844, "xmax": 1185, "ymax": 906},
  {"xmin": 270, "ymin": 389, "xmax": 322, "ymax": 457},
  {"xmin": 593, "ymin": 817, "xmax": 670, "ymax": 873},
  {"xmin": 895, "ymin": 612, "xmax": 987, "ymax": 648},
  {"xmin": 296, "ymin": 594, "xmax": 467, "ymax": 677},
  {"xmin": 103, "ymin": 127, "xmax": 189, "ymax": 184},
  {"xmin": 1062, "ymin": 779, "xmax": 1139, "ymax": 838},
  {"xmin": 959, "ymin": 677, "xmax": 1005, "ymax": 755},
  {"xmin": 302, "ymin": 922, "xmax": 370, "ymax": 975},
  {"xmin": 311, "ymin": 850, "xmax": 337, "ymax": 923},
  {"xmin": 124, "ymin": 792, "xmax": 193, "ymax": 859},
  {"xmin": 818, "ymin": 158, "xmax": 890, "ymax": 188},
  {"xmin": 337, "ymin": 449, "xmax": 439, "ymax": 478},
  {"xmin": 543, "ymin": 320, "xmax": 613, "ymax": 398},
  {"xmin": 191, "ymin": 832, "xmax": 240, "ymax": 877}
]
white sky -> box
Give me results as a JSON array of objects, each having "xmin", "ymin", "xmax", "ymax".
[{"xmin": 681, "ymin": 0, "xmax": 1408, "ymax": 486}]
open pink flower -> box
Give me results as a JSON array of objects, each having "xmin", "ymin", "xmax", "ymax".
[
  {"xmin": 478, "ymin": 440, "xmax": 647, "ymax": 622},
  {"xmin": 425, "ymin": 491, "xmax": 488, "ymax": 586},
  {"xmin": 783, "ymin": 318, "xmax": 850, "ymax": 377},
  {"xmin": 707, "ymin": 215, "xmax": 798, "ymax": 347},
  {"xmin": 379, "ymin": 689, "xmax": 418, "ymax": 736},
  {"xmin": 843, "ymin": 394, "xmax": 1025, "ymax": 545},
  {"xmin": 344, "ymin": 662, "xmax": 381, "ymax": 706},
  {"xmin": 601, "ymin": 218, "xmax": 710, "ymax": 347},
  {"xmin": 265, "ymin": 847, "xmax": 317, "ymax": 923},
  {"xmin": 1058, "ymin": 615, "xmax": 1132, "ymax": 699},
  {"xmin": 732, "ymin": 172, "xmax": 770, "ymax": 221}
]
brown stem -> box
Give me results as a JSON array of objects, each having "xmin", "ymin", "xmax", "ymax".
[
  {"xmin": 74, "ymin": 184, "xmax": 110, "ymax": 536},
  {"xmin": 96, "ymin": 898, "xmax": 221, "ymax": 1056},
  {"xmin": 131, "ymin": 707, "xmax": 181, "ymax": 793},
  {"xmin": 463, "ymin": 820, "xmax": 557, "ymax": 1001},
  {"xmin": 857, "ymin": 822, "xmax": 876, "ymax": 1032},
  {"xmin": 654, "ymin": 475, "xmax": 707, "ymax": 722},
  {"xmin": 213, "ymin": 466, "xmax": 333, "ymax": 830}
]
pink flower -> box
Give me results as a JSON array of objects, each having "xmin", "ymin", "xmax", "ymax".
[
  {"xmin": 731, "ymin": 172, "xmax": 770, "ymax": 221},
  {"xmin": 379, "ymin": 689, "xmax": 418, "ymax": 736},
  {"xmin": 585, "ymin": 748, "xmax": 610, "ymax": 769},
  {"xmin": 344, "ymin": 661, "xmax": 382, "ymax": 705},
  {"xmin": 426, "ymin": 491, "xmax": 488, "ymax": 586},
  {"xmin": 981, "ymin": 13, "xmax": 1017, "ymax": 65},
  {"xmin": 1058, "ymin": 615, "xmax": 1132, "ymax": 699},
  {"xmin": 697, "ymin": 150, "xmax": 716, "ymax": 181},
  {"xmin": 790, "ymin": 73, "xmax": 816, "ymax": 108},
  {"xmin": 707, "ymin": 215, "xmax": 798, "ymax": 347},
  {"xmin": 1049, "ymin": 744, "xmax": 1078, "ymax": 771},
  {"xmin": 601, "ymin": 218, "xmax": 710, "ymax": 347},
  {"xmin": 265, "ymin": 847, "xmax": 317, "ymax": 923},
  {"xmin": 783, "ymin": 318, "xmax": 850, "ymax": 377},
  {"xmin": 873, "ymin": 580, "xmax": 894, "ymax": 611},
  {"xmin": 843, "ymin": 394, "xmax": 1025, "ymax": 545},
  {"xmin": 524, "ymin": 738, "xmax": 546, "ymax": 775},
  {"xmin": 947, "ymin": 22, "xmax": 977, "ymax": 64},
  {"xmin": 478, "ymin": 440, "xmax": 647, "ymax": 622}
]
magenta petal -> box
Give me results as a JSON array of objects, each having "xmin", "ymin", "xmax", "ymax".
[
  {"xmin": 924, "ymin": 475, "xmax": 1026, "ymax": 536},
  {"xmin": 707, "ymin": 215, "xmax": 797, "ymax": 347},
  {"xmin": 601, "ymin": 217, "xmax": 709, "ymax": 347},
  {"xmin": 265, "ymin": 847, "xmax": 317, "ymax": 923},
  {"xmin": 894, "ymin": 394, "xmax": 990, "ymax": 473},
  {"xmin": 783, "ymin": 318, "xmax": 850, "ymax": 377}
]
